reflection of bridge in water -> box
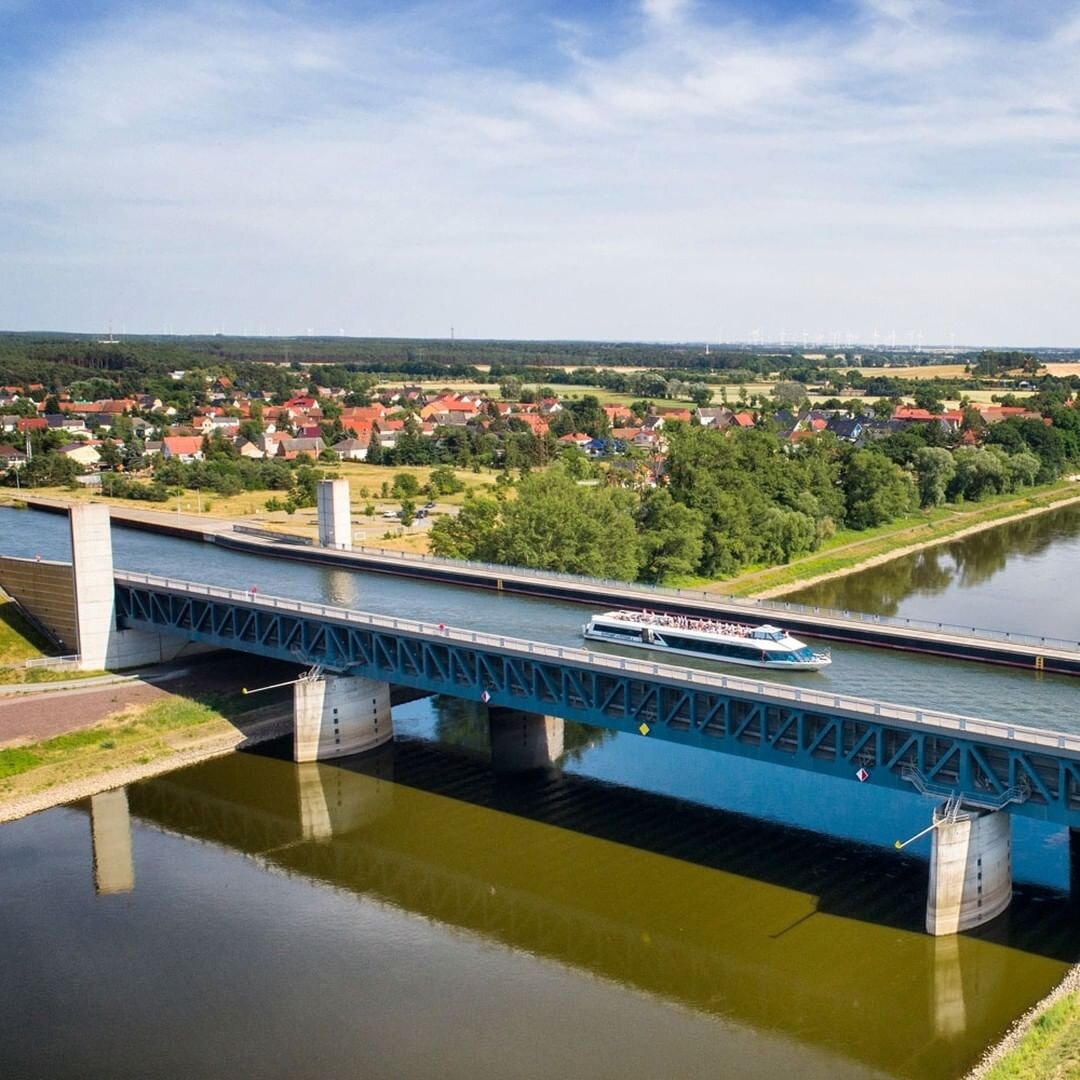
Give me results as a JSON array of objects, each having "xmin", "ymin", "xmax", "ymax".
[{"xmin": 98, "ymin": 739, "xmax": 1079, "ymax": 1080}]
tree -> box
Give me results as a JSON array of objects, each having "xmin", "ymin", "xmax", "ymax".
[
  {"xmin": 490, "ymin": 470, "xmax": 640, "ymax": 579},
  {"xmin": 429, "ymin": 494, "xmax": 501, "ymax": 560},
  {"xmin": 399, "ymin": 497, "xmax": 415, "ymax": 526},
  {"xmin": 914, "ymin": 447, "xmax": 956, "ymax": 507},
  {"xmin": 913, "ymin": 386, "xmax": 945, "ymax": 414},
  {"xmin": 688, "ymin": 383, "xmax": 713, "ymax": 408},
  {"xmin": 773, "ymin": 381, "xmax": 806, "ymax": 409},
  {"xmin": 636, "ymin": 489, "xmax": 705, "ymax": 582},
  {"xmin": 557, "ymin": 444, "xmax": 593, "ymax": 481},
  {"xmin": 428, "ymin": 464, "xmax": 465, "ymax": 495},
  {"xmin": 842, "ymin": 450, "xmax": 915, "ymax": 528},
  {"xmin": 949, "ymin": 447, "xmax": 1008, "ymax": 501},
  {"xmin": 365, "ymin": 430, "xmax": 383, "ymax": 465},
  {"xmin": 872, "ymin": 398, "xmax": 896, "ymax": 420},
  {"xmin": 391, "ymin": 472, "xmax": 421, "ymax": 498},
  {"xmin": 1008, "ymin": 450, "xmax": 1040, "ymax": 489}
]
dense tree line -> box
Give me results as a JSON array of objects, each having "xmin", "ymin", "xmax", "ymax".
[{"xmin": 429, "ymin": 411, "xmax": 1079, "ymax": 583}]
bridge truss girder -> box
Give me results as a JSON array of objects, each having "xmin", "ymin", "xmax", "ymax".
[{"xmin": 114, "ymin": 581, "xmax": 1080, "ymax": 828}]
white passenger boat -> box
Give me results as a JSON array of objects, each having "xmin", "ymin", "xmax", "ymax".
[{"xmin": 582, "ymin": 610, "xmax": 831, "ymax": 671}]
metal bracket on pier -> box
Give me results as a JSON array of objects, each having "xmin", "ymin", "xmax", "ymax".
[{"xmin": 242, "ymin": 664, "xmax": 325, "ymax": 697}]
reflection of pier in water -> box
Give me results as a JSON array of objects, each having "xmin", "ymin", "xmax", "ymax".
[{"xmin": 111, "ymin": 739, "xmax": 1080, "ymax": 1080}]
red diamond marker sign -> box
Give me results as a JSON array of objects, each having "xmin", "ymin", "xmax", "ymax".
[
  {"xmin": 480, "ymin": 690, "xmax": 491, "ymax": 703},
  {"xmin": 856, "ymin": 767, "xmax": 870, "ymax": 783}
]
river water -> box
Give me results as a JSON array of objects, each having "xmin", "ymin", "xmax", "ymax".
[{"xmin": 1, "ymin": 504, "xmax": 1079, "ymax": 1079}]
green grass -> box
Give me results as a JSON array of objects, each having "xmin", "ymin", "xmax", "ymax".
[
  {"xmin": 983, "ymin": 991, "xmax": 1080, "ymax": 1079},
  {"xmin": 0, "ymin": 600, "xmax": 53, "ymax": 665},
  {"xmin": 0, "ymin": 693, "xmax": 246, "ymax": 783},
  {"xmin": 0, "ymin": 747, "xmax": 41, "ymax": 780}
]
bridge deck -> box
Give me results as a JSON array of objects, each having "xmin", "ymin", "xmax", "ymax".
[{"xmin": 113, "ymin": 570, "xmax": 1080, "ymax": 827}]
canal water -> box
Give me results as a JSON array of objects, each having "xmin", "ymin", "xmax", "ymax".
[{"xmin": 1, "ymin": 504, "xmax": 1079, "ymax": 1078}]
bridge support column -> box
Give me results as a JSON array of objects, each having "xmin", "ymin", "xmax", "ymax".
[
  {"xmin": 317, "ymin": 479, "xmax": 352, "ymax": 551},
  {"xmin": 71, "ymin": 504, "xmax": 205, "ymax": 670},
  {"xmin": 90, "ymin": 788, "xmax": 134, "ymax": 895},
  {"xmin": 926, "ymin": 806, "xmax": 1011, "ymax": 936},
  {"xmin": 293, "ymin": 675, "xmax": 392, "ymax": 762},
  {"xmin": 488, "ymin": 708, "xmax": 564, "ymax": 773}
]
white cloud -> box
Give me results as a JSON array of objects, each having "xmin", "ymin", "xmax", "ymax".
[
  {"xmin": 0, "ymin": 0, "xmax": 1078, "ymax": 344},
  {"xmin": 642, "ymin": 0, "xmax": 691, "ymax": 26}
]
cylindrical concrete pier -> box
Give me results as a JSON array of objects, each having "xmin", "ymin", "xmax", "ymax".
[
  {"xmin": 293, "ymin": 674, "xmax": 393, "ymax": 762},
  {"xmin": 926, "ymin": 806, "xmax": 1011, "ymax": 936}
]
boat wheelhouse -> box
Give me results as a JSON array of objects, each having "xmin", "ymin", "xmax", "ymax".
[{"xmin": 582, "ymin": 610, "xmax": 831, "ymax": 671}]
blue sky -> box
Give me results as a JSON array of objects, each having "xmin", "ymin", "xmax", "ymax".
[{"xmin": 1, "ymin": 0, "xmax": 1078, "ymax": 345}]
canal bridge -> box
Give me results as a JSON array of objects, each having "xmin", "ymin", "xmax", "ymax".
[{"xmin": 5, "ymin": 502, "xmax": 1080, "ymax": 936}]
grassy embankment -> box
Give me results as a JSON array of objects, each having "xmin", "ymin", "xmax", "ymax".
[
  {"xmin": 0, "ymin": 599, "xmax": 102, "ymax": 685},
  {"xmin": 976, "ymin": 990, "xmax": 1080, "ymax": 1079},
  {"xmin": 0, "ymin": 689, "xmax": 271, "ymax": 822},
  {"xmin": 695, "ymin": 481, "xmax": 1080, "ymax": 598}
]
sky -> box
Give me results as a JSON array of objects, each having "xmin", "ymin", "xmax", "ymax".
[{"xmin": 1, "ymin": 0, "xmax": 1078, "ymax": 346}]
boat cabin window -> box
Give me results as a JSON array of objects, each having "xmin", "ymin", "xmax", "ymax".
[{"xmin": 749, "ymin": 628, "xmax": 785, "ymax": 642}]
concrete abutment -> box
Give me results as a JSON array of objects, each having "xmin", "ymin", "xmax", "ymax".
[{"xmin": 926, "ymin": 805, "xmax": 1011, "ymax": 936}]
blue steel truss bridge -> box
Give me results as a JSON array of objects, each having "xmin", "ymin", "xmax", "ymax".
[{"xmin": 113, "ymin": 570, "xmax": 1080, "ymax": 831}]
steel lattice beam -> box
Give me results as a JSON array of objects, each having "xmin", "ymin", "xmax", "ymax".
[{"xmin": 113, "ymin": 577, "xmax": 1080, "ymax": 827}]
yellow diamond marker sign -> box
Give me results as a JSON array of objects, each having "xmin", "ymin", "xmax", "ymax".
[{"xmin": 639, "ymin": 722, "xmax": 650, "ymax": 736}]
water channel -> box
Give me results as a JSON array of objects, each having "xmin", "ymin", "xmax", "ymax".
[{"xmin": 1, "ymin": 504, "xmax": 1079, "ymax": 1078}]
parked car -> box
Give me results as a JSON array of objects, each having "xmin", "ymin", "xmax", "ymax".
[
  {"xmin": 382, "ymin": 510, "xmax": 399, "ymax": 519},
  {"xmin": 423, "ymin": 501, "xmax": 436, "ymax": 509}
]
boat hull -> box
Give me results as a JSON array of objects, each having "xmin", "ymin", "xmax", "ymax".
[{"xmin": 582, "ymin": 627, "xmax": 831, "ymax": 671}]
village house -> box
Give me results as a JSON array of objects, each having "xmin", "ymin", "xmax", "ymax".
[
  {"xmin": 161, "ymin": 435, "xmax": 205, "ymax": 463},
  {"xmin": 57, "ymin": 442, "xmax": 102, "ymax": 469},
  {"xmin": 330, "ymin": 437, "xmax": 368, "ymax": 461},
  {"xmin": 0, "ymin": 444, "xmax": 28, "ymax": 469}
]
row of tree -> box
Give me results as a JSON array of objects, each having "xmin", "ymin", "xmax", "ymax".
[{"xmin": 429, "ymin": 410, "xmax": 1079, "ymax": 583}]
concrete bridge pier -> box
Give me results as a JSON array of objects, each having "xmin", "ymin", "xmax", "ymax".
[
  {"xmin": 293, "ymin": 674, "xmax": 392, "ymax": 762},
  {"xmin": 488, "ymin": 707, "xmax": 564, "ymax": 773},
  {"xmin": 317, "ymin": 479, "xmax": 352, "ymax": 551},
  {"xmin": 71, "ymin": 504, "xmax": 206, "ymax": 670},
  {"xmin": 90, "ymin": 788, "xmax": 135, "ymax": 895},
  {"xmin": 926, "ymin": 805, "xmax": 1011, "ymax": 936}
]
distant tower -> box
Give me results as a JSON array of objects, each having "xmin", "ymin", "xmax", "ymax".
[{"xmin": 450, "ymin": 326, "xmax": 455, "ymax": 342}]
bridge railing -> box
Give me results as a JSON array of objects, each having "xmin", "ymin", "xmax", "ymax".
[
  {"xmin": 115, "ymin": 570, "xmax": 1080, "ymax": 757},
  {"xmin": 245, "ymin": 534, "xmax": 1080, "ymax": 656}
]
